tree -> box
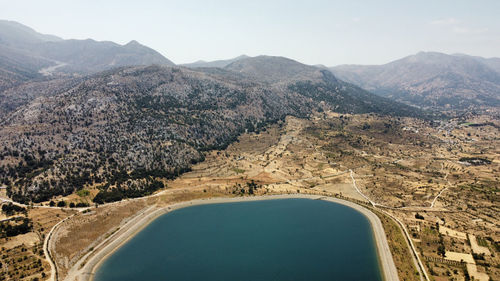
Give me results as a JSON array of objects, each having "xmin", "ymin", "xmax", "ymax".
[
  {"xmin": 437, "ymin": 244, "xmax": 446, "ymax": 258},
  {"xmin": 57, "ymin": 201, "xmax": 66, "ymax": 207},
  {"xmin": 247, "ymin": 180, "xmax": 259, "ymax": 195},
  {"xmin": 1, "ymin": 203, "xmax": 26, "ymax": 216},
  {"xmin": 463, "ymin": 267, "xmax": 470, "ymax": 281},
  {"xmin": 49, "ymin": 201, "xmax": 55, "ymax": 207}
]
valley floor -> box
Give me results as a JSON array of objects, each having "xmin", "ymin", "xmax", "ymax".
[{"xmin": 1, "ymin": 111, "xmax": 499, "ymax": 281}]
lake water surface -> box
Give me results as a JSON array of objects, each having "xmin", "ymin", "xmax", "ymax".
[{"xmin": 94, "ymin": 198, "xmax": 383, "ymax": 281}]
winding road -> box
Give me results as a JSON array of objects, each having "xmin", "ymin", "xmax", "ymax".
[
  {"xmin": 44, "ymin": 213, "xmax": 78, "ymax": 281},
  {"xmin": 349, "ymin": 169, "xmax": 431, "ymax": 281}
]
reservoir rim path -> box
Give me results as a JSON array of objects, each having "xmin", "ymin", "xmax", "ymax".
[{"xmin": 66, "ymin": 194, "xmax": 399, "ymax": 281}]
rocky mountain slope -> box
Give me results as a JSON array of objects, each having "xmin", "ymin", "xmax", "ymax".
[
  {"xmin": 330, "ymin": 52, "xmax": 500, "ymax": 109},
  {"xmin": 0, "ymin": 56, "xmax": 423, "ymax": 203}
]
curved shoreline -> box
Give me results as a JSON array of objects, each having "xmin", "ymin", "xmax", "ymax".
[{"xmin": 65, "ymin": 194, "xmax": 399, "ymax": 281}]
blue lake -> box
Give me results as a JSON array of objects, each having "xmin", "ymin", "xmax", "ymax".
[{"xmin": 94, "ymin": 198, "xmax": 383, "ymax": 281}]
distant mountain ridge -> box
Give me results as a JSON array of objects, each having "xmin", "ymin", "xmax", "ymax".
[
  {"xmin": 0, "ymin": 20, "xmax": 62, "ymax": 45},
  {"xmin": 35, "ymin": 38, "xmax": 174, "ymax": 73},
  {"xmin": 182, "ymin": 55, "xmax": 249, "ymax": 68},
  {"xmin": 330, "ymin": 52, "xmax": 500, "ymax": 109},
  {"xmin": 0, "ymin": 19, "xmax": 174, "ymax": 91},
  {"xmin": 224, "ymin": 55, "xmax": 323, "ymax": 83}
]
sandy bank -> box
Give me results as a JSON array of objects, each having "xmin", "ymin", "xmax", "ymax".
[{"xmin": 65, "ymin": 194, "xmax": 399, "ymax": 281}]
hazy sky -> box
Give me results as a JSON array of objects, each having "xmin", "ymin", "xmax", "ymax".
[{"xmin": 1, "ymin": 0, "xmax": 499, "ymax": 66}]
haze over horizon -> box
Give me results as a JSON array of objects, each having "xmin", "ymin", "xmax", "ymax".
[{"xmin": 1, "ymin": 0, "xmax": 499, "ymax": 66}]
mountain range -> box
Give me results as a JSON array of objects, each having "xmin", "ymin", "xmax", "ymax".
[
  {"xmin": 330, "ymin": 52, "xmax": 500, "ymax": 109},
  {"xmin": 182, "ymin": 55, "xmax": 250, "ymax": 68},
  {"xmin": 0, "ymin": 20, "xmax": 422, "ymax": 203},
  {"xmin": 1, "ymin": 19, "xmax": 498, "ymax": 204},
  {"xmin": 0, "ymin": 20, "xmax": 173, "ymax": 91}
]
